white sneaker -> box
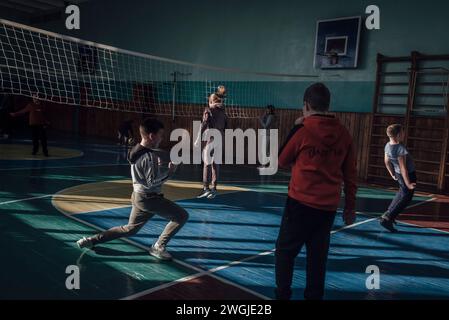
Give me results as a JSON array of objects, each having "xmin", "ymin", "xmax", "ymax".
[
  {"xmin": 207, "ymin": 189, "xmax": 217, "ymax": 199},
  {"xmin": 197, "ymin": 189, "xmax": 211, "ymax": 199},
  {"xmin": 149, "ymin": 243, "xmax": 172, "ymax": 261},
  {"xmin": 76, "ymin": 237, "xmax": 93, "ymax": 249}
]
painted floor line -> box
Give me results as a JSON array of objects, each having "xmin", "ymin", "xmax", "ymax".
[
  {"xmin": 120, "ymin": 272, "xmax": 209, "ymax": 300},
  {"xmin": 54, "ymin": 186, "xmax": 441, "ymax": 300},
  {"xmin": 57, "ymin": 202, "xmax": 271, "ymax": 301},
  {"xmin": 0, "ymin": 194, "xmax": 52, "ymax": 205},
  {"xmin": 0, "ymin": 163, "xmax": 129, "ymax": 171},
  {"xmin": 359, "ymin": 197, "xmax": 449, "ymax": 235},
  {"xmin": 122, "ymin": 209, "xmax": 380, "ymax": 300}
]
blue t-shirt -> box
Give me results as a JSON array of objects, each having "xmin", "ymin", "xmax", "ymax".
[{"xmin": 384, "ymin": 143, "xmax": 416, "ymax": 174}]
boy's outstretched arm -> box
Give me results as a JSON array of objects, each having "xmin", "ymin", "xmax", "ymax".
[
  {"xmin": 342, "ymin": 143, "xmax": 358, "ymax": 225},
  {"xmin": 384, "ymin": 153, "xmax": 397, "ymax": 180}
]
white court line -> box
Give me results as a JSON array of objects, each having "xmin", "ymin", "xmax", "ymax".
[
  {"xmin": 121, "ymin": 272, "xmax": 209, "ymax": 300},
  {"xmin": 331, "ymin": 216, "xmax": 378, "ymax": 234},
  {"xmin": 62, "ymin": 210, "xmax": 270, "ymax": 300},
  {"xmin": 209, "ymin": 249, "xmax": 276, "ymax": 273},
  {"xmin": 360, "ymin": 197, "xmax": 449, "ymax": 235},
  {"xmin": 120, "ymin": 208, "xmax": 380, "ymax": 300},
  {"xmin": 0, "ymin": 178, "xmax": 133, "ymax": 207},
  {"xmin": 183, "ymin": 194, "xmax": 440, "ymax": 294},
  {"xmin": 208, "ymin": 212, "xmax": 378, "ymax": 274},
  {"xmin": 41, "ymin": 181, "xmax": 446, "ymax": 299},
  {"xmin": 0, "ymin": 194, "xmax": 52, "ymax": 205}
]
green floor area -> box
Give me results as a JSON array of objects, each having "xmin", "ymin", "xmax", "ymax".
[
  {"xmin": 0, "ymin": 165, "xmax": 130, "ymax": 201},
  {"xmin": 0, "ymin": 198, "xmax": 195, "ymax": 299}
]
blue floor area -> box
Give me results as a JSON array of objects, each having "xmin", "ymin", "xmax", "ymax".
[
  {"xmin": 74, "ymin": 190, "xmax": 449, "ymax": 300},
  {"xmin": 77, "ymin": 192, "xmax": 285, "ymax": 268}
]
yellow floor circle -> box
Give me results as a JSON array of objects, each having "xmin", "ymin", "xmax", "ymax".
[
  {"xmin": 0, "ymin": 144, "xmax": 83, "ymax": 160},
  {"xmin": 52, "ymin": 180, "xmax": 248, "ymax": 215}
]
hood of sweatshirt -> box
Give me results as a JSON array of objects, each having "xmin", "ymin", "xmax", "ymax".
[
  {"xmin": 303, "ymin": 115, "xmax": 345, "ymax": 148},
  {"xmin": 127, "ymin": 144, "xmax": 152, "ymax": 164}
]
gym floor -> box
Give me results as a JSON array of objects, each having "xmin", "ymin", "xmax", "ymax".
[{"xmin": 1, "ymin": 134, "xmax": 448, "ymax": 300}]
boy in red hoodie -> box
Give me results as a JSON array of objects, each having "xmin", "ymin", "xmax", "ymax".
[{"xmin": 275, "ymin": 83, "xmax": 357, "ymax": 300}]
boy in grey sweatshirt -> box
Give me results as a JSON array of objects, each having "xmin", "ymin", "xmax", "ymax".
[{"xmin": 77, "ymin": 118, "xmax": 189, "ymax": 260}]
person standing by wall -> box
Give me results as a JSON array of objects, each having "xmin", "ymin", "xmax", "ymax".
[{"xmin": 10, "ymin": 94, "xmax": 50, "ymax": 156}]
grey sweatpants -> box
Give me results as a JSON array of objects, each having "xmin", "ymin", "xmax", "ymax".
[{"xmin": 91, "ymin": 192, "xmax": 189, "ymax": 247}]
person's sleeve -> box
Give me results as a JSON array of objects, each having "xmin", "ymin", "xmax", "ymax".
[
  {"xmin": 342, "ymin": 141, "xmax": 358, "ymax": 213},
  {"xmin": 397, "ymin": 145, "xmax": 409, "ymax": 157},
  {"xmin": 278, "ymin": 126, "xmax": 302, "ymax": 169}
]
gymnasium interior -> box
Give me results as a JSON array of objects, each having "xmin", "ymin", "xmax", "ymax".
[{"xmin": 0, "ymin": 0, "xmax": 448, "ymax": 301}]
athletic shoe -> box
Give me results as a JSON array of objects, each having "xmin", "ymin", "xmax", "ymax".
[
  {"xmin": 77, "ymin": 237, "xmax": 94, "ymax": 249},
  {"xmin": 197, "ymin": 188, "xmax": 211, "ymax": 199},
  {"xmin": 149, "ymin": 243, "xmax": 172, "ymax": 261},
  {"xmin": 380, "ymin": 218, "xmax": 397, "ymax": 232},
  {"xmin": 207, "ymin": 188, "xmax": 217, "ymax": 199}
]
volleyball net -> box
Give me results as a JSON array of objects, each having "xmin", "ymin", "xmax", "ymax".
[{"xmin": 0, "ymin": 19, "xmax": 318, "ymax": 119}]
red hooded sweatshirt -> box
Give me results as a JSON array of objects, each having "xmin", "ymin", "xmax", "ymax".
[{"xmin": 278, "ymin": 115, "xmax": 357, "ymax": 212}]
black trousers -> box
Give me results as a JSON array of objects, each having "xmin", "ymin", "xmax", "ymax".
[
  {"xmin": 383, "ymin": 171, "xmax": 417, "ymax": 221},
  {"xmin": 31, "ymin": 125, "xmax": 48, "ymax": 155},
  {"xmin": 275, "ymin": 197, "xmax": 336, "ymax": 300}
]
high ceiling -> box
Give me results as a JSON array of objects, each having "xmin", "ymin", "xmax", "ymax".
[{"xmin": 0, "ymin": 0, "xmax": 91, "ymax": 23}]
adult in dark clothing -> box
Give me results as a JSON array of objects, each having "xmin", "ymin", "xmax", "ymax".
[{"xmin": 10, "ymin": 94, "xmax": 49, "ymax": 156}]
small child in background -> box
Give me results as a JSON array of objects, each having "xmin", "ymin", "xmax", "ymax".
[
  {"xmin": 381, "ymin": 124, "xmax": 417, "ymax": 232},
  {"xmin": 118, "ymin": 119, "xmax": 134, "ymax": 146}
]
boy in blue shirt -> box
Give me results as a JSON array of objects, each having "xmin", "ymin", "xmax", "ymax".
[{"xmin": 381, "ymin": 124, "xmax": 417, "ymax": 232}]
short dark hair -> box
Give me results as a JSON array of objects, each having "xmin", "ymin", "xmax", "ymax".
[
  {"xmin": 139, "ymin": 118, "xmax": 164, "ymax": 136},
  {"xmin": 303, "ymin": 83, "xmax": 331, "ymax": 112},
  {"xmin": 386, "ymin": 124, "xmax": 403, "ymax": 138}
]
